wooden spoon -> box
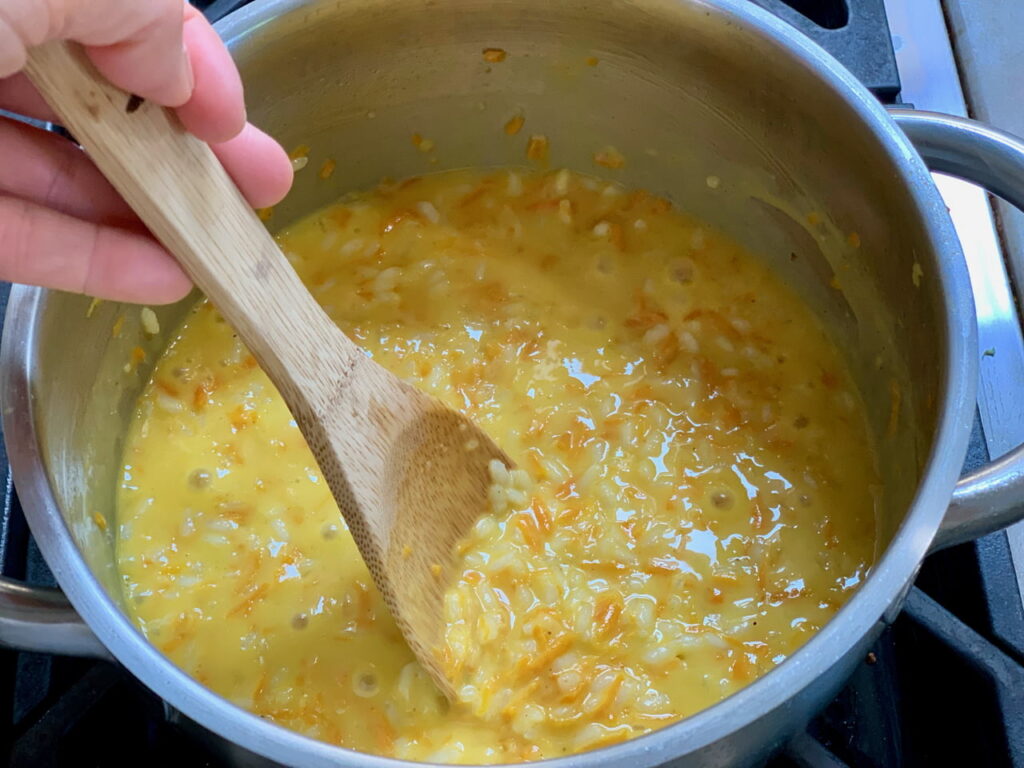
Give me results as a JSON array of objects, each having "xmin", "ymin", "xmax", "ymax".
[{"xmin": 24, "ymin": 41, "xmax": 511, "ymax": 696}]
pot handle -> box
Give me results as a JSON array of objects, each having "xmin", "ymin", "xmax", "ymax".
[
  {"xmin": 891, "ymin": 109, "xmax": 1024, "ymax": 551},
  {"xmin": 0, "ymin": 575, "xmax": 112, "ymax": 658}
]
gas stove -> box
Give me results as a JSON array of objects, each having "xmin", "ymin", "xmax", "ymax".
[{"xmin": 3, "ymin": 1, "xmax": 1024, "ymax": 766}]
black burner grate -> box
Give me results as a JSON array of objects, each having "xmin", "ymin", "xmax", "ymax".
[
  {"xmin": 775, "ymin": 0, "xmax": 849, "ymax": 30},
  {"xmin": 748, "ymin": 0, "xmax": 900, "ymax": 100}
]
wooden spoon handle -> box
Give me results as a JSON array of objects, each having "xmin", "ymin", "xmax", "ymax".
[{"xmin": 23, "ymin": 41, "xmax": 356, "ymax": 414}]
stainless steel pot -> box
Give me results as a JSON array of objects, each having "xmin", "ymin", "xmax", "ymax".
[{"xmin": 3, "ymin": 0, "xmax": 1024, "ymax": 765}]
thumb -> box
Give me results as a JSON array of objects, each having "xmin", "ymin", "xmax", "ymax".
[
  {"xmin": 81, "ymin": 0, "xmax": 194, "ymax": 107},
  {"xmin": 0, "ymin": 0, "xmax": 194, "ymax": 107}
]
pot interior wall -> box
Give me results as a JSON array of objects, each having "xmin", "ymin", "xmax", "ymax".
[
  {"xmin": 32, "ymin": 292, "xmax": 195, "ymax": 601},
  {"xmin": 35, "ymin": 0, "xmax": 942, "ymax": 617}
]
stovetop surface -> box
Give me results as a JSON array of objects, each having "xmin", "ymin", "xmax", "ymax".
[{"xmin": 3, "ymin": 0, "xmax": 1024, "ymax": 766}]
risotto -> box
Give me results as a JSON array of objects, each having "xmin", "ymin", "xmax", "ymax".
[{"xmin": 116, "ymin": 168, "xmax": 878, "ymax": 763}]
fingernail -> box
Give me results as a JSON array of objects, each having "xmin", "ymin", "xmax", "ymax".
[{"xmin": 182, "ymin": 44, "xmax": 195, "ymax": 97}]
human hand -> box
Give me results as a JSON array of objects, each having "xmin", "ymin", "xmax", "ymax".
[{"xmin": 0, "ymin": 0, "xmax": 294, "ymax": 304}]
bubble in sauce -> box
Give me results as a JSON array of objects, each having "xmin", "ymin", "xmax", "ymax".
[
  {"xmin": 353, "ymin": 668, "xmax": 380, "ymax": 698},
  {"xmin": 188, "ymin": 469, "xmax": 212, "ymax": 489},
  {"xmin": 710, "ymin": 490, "xmax": 733, "ymax": 509},
  {"xmin": 669, "ymin": 258, "xmax": 695, "ymax": 284}
]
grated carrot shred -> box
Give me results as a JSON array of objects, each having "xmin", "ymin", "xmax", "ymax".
[
  {"xmin": 593, "ymin": 146, "xmax": 626, "ymax": 169},
  {"xmin": 230, "ymin": 404, "xmax": 259, "ymax": 431},
  {"xmin": 515, "ymin": 512, "xmax": 543, "ymax": 551},
  {"xmin": 528, "ymin": 498, "xmax": 551, "ymax": 534},
  {"xmin": 504, "ymin": 115, "xmax": 525, "ymax": 135},
  {"xmin": 228, "ymin": 583, "xmax": 268, "ymax": 617},
  {"xmin": 373, "ymin": 711, "xmax": 396, "ymax": 751},
  {"xmin": 192, "ymin": 377, "xmax": 217, "ymax": 412},
  {"xmin": 593, "ymin": 596, "xmax": 622, "ymax": 637},
  {"xmin": 523, "ymin": 633, "xmax": 573, "ymax": 674},
  {"xmin": 526, "ymin": 135, "xmax": 549, "ymax": 164},
  {"xmin": 354, "ymin": 580, "xmax": 374, "ymax": 628}
]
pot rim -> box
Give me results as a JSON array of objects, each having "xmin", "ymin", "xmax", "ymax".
[{"xmin": 1, "ymin": 0, "xmax": 977, "ymax": 765}]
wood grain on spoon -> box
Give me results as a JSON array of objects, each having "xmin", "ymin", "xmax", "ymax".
[{"xmin": 24, "ymin": 40, "xmax": 511, "ymax": 697}]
